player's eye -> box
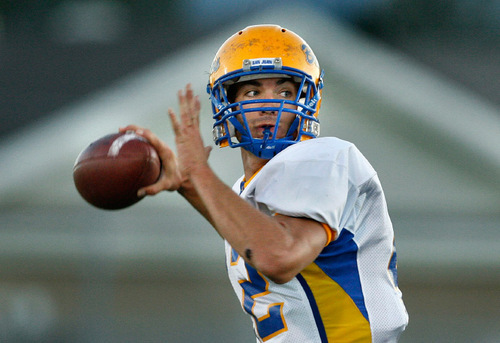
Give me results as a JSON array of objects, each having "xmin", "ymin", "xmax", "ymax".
[{"xmin": 245, "ymin": 90, "xmax": 258, "ymax": 97}]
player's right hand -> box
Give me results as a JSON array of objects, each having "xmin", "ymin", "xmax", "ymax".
[{"xmin": 119, "ymin": 125, "xmax": 184, "ymax": 195}]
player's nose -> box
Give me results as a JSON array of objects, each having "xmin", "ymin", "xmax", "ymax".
[{"xmin": 259, "ymin": 98, "xmax": 280, "ymax": 115}]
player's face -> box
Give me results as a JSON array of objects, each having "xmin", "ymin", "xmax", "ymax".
[{"xmin": 233, "ymin": 78, "xmax": 298, "ymax": 139}]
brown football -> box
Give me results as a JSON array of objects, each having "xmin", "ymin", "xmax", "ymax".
[{"xmin": 73, "ymin": 131, "xmax": 161, "ymax": 210}]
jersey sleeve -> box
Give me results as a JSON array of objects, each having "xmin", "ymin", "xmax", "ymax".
[{"xmin": 249, "ymin": 138, "xmax": 376, "ymax": 235}]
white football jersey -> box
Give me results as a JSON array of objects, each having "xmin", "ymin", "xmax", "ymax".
[{"xmin": 225, "ymin": 137, "xmax": 408, "ymax": 342}]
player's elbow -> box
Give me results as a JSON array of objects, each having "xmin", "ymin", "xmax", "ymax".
[
  {"xmin": 254, "ymin": 254, "xmax": 300, "ymax": 284},
  {"xmin": 266, "ymin": 271, "xmax": 296, "ymax": 285}
]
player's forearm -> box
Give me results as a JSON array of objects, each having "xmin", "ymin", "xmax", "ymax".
[
  {"xmin": 186, "ymin": 164, "xmax": 305, "ymax": 279},
  {"xmin": 177, "ymin": 181, "xmax": 217, "ymax": 230},
  {"xmin": 185, "ymin": 164, "xmax": 259, "ymax": 242}
]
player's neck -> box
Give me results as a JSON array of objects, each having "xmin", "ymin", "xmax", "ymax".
[{"xmin": 240, "ymin": 149, "xmax": 269, "ymax": 180}]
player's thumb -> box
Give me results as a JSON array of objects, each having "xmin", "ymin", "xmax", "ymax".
[{"xmin": 137, "ymin": 179, "xmax": 178, "ymax": 197}]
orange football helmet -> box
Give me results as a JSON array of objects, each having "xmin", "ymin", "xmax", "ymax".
[{"xmin": 207, "ymin": 25, "xmax": 324, "ymax": 159}]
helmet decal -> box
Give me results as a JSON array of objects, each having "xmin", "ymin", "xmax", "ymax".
[
  {"xmin": 210, "ymin": 57, "xmax": 220, "ymax": 74},
  {"xmin": 301, "ymin": 44, "xmax": 316, "ymax": 65}
]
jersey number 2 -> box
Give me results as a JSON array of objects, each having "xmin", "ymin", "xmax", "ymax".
[{"xmin": 232, "ymin": 249, "xmax": 287, "ymax": 341}]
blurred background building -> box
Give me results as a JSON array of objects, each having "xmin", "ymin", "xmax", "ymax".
[{"xmin": 0, "ymin": 1, "xmax": 499, "ymax": 342}]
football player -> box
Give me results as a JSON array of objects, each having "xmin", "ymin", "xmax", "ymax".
[{"xmin": 122, "ymin": 24, "xmax": 408, "ymax": 342}]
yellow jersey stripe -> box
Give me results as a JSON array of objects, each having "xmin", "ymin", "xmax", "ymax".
[{"xmin": 299, "ymin": 262, "xmax": 372, "ymax": 342}]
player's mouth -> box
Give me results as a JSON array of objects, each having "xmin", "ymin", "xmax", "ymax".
[
  {"xmin": 250, "ymin": 116, "xmax": 277, "ymax": 130},
  {"xmin": 255, "ymin": 124, "xmax": 276, "ymax": 138}
]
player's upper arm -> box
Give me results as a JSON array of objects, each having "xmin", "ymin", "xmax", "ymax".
[{"xmin": 254, "ymin": 214, "xmax": 337, "ymax": 284}]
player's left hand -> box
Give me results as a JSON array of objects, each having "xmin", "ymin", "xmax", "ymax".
[{"xmin": 168, "ymin": 83, "xmax": 212, "ymax": 181}]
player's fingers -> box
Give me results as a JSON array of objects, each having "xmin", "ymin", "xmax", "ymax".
[
  {"xmin": 133, "ymin": 129, "xmax": 178, "ymax": 177},
  {"xmin": 184, "ymin": 85, "xmax": 195, "ymax": 125},
  {"xmin": 179, "ymin": 84, "xmax": 199, "ymax": 127},
  {"xmin": 159, "ymin": 146, "xmax": 184, "ymax": 186},
  {"xmin": 139, "ymin": 172, "xmax": 180, "ymax": 194},
  {"xmin": 179, "ymin": 98, "xmax": 192, "ymax": 126},
  {"xmin": 138, "ymin": 180, "xmax": 178, "ymax": 196},
  {"xmin": 119, "ymin": 124, "xmax": 143, "ymax": 133},
  {"xmin": 119, "ymin": 127, "xmax": 169, "ymax": 157},
  {"xmin": 153, "ymin": 141, "xmax": 181, "ymax": 181},
  {"xmin": 192, "ymin": 95, "xmax": 201, "ymax": 127},
  {"xmin": 137, "ymin": 183, "xmax": 161, "ymax": 197},
  {"xmin": 186, "ymin": 86, "xmax": 201, "ymax": 127},
  {"xmin": 119, "ymin": 126, "xmax": 155, "ymax": 143},
  {"xmin": 131, "ymin": 128, "xmax": 167, "ymax": 156},
  {"xmin": 178, "ymin": 87, "xmax": 188, "ymax": 122},
  {"xmin": 168, "ymin": 108, "xmax": 180, "ymax": 135},
  {"xmin": 137, "ymin": 156, "xmax": 182, "ymax": 196},
  {"xmin": 185, "ymin": 83, "xmax": 193, "ymax": 100}
]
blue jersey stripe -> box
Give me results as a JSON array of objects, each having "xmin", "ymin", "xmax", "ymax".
[
  {"xmin": 388, "ymin": 247, "xmax": 399, "ymax": 287},
  {"xmin": 315, "ymin": 229, "xmax": 369, "ymax": 321}
]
